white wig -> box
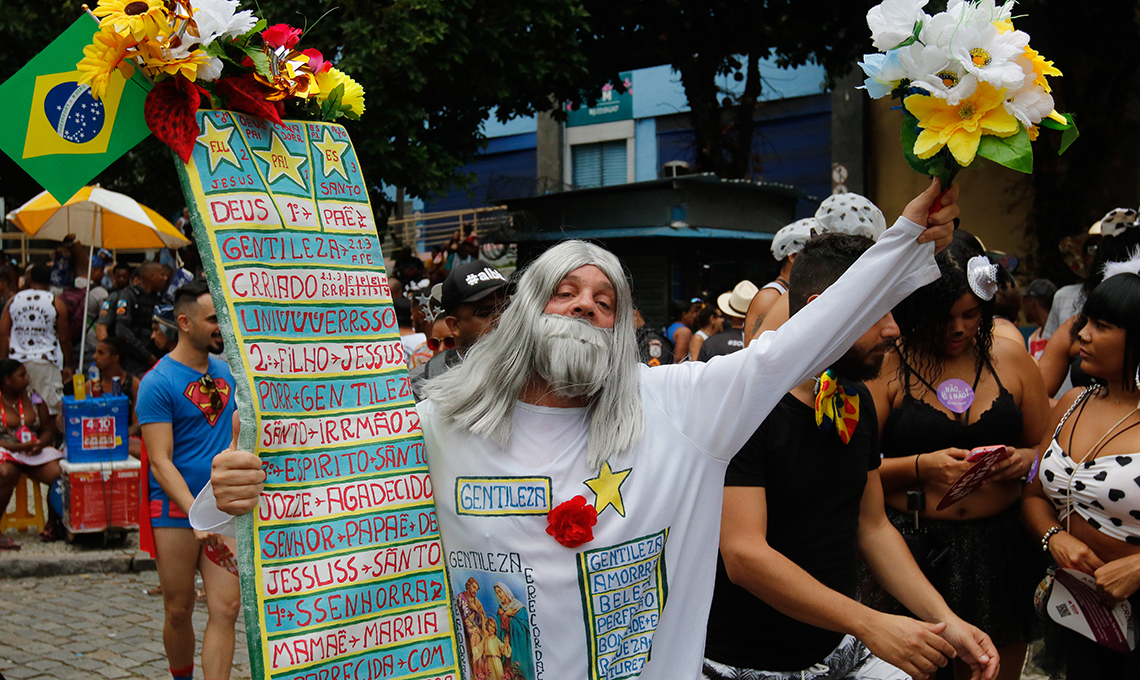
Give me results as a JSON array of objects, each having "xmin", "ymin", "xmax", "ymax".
[{"xmin": 422, "ymin": 240, "xmax": 645, "ymax": 469}]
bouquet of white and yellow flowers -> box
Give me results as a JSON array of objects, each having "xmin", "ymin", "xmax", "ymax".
[{"xmin": 859, "ymin": 0, "xmax": 1076, "ymax": 185}]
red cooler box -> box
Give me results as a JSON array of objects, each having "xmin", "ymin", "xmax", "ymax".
[{"xmin": 60, "ymin": 459, "xmax": 141, "ymax": 533}]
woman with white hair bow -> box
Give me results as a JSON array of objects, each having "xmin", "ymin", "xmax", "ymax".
[{"xmin": 864, "ymin": 235, "xmax": 1051, "ymax": 680}]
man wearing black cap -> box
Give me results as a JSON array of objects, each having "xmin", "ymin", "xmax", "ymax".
[{"xmin": 409, "ymin": 259, "xmax": 508, "ymax": 400}]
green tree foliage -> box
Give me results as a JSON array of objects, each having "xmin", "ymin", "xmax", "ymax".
[
  {"xmin": 572, "ymin": 0, "xmax": 877, "ymax": 179},
  {"xmin": 258, "ymin": 0, "xmax": 596, "ymax": 217}
]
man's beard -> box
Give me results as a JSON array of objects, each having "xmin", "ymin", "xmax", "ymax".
[
  {"xmin": 533, "ymin": 314, "xmax": 613, "ymax": 398},
  {"xmin": 830, "ymin": 340, "xmax": 893, "ymax": 382}
]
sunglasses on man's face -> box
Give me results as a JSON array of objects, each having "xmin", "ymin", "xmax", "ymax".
[
  {"xmin": 427, "ymin": 336, "xmax": 456, "ymax": 352},
  {"xmin": 198, "ymin": 374, "xmax": 224, "ymax": 411}
]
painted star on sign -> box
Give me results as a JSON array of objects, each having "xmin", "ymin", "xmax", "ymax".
[
  {"xmin": 254, "ymin": 131, "xmax": 308, "ymax": 189},
  {"xmin": 312, "ymin": 128, "xmax": 349, "ymax": 180},
  {"xmin": 584, "ymin": 461, "xmax": 632, "ymax": 517},
  {"xmin": 196, "ymin": 116, "xmax": 242, "ymax": 173}
]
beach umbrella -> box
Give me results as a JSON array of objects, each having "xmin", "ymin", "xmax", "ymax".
[
  {"xmin": 5, "ymin": 186, "xmax": 189, "ymax": 249},
  {"xmin": 5, "ymin": 186, "xmax": 191, "ymax": 369}
]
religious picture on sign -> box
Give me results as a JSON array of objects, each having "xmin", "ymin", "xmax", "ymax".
[
  {"xmin": 452, "ymin": 571, "xmax": 537, "ymax": 680},
  {"xmin": 173, "ymin": 110, "xmax": 460, "ymax": 680}
]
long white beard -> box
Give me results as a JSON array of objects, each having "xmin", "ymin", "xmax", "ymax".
[{"xmin": 532, "ymin": 314, "xmax": 613, "ymax": 398}]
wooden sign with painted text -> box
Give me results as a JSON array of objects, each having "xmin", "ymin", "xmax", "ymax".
[{"xmin": 176, "ymin": 110, "xmax": 460, "ymax": 680}]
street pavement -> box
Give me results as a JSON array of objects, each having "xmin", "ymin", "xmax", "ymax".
[
  {"xmin": 0, "ymin": 569, "xmax": 1049, "ymax": 680},
  {"xmin": 0, "ymin": 572, "xmax": 250, "ymax": 679},
  {"xmin": 0, "ymin": 528, "xmax": 1048, "ymax": 680}
]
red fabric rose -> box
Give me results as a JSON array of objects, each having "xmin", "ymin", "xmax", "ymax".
[
  {"xmin": 300, "ymin": 48, "xmax": 331, "ymax": 74},
  {"xmin": 262, "ymin": 23, "xmax": 302, "ymax": 49},
  {"xmin": 546, "ymin": 496, "xmax": 597, "ymax": 548}
]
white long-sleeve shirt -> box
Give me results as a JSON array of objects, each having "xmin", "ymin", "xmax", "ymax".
[{"xmin": 193, "ymin": 217, "xmax": 938, "ymax": 680}]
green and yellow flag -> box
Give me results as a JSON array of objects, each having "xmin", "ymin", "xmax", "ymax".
[{"xmin": 0, "ymin": 14, "xmax": 151, "ymax": 203}]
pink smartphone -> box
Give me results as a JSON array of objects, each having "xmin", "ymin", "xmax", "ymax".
[{"xmin": 966, "ymin": 445, "xmax": 1007, "ymax": 463}]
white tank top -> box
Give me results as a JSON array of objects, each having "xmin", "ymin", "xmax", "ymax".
[
  {"xmin": 760, "ymin": 280, "xmax": 787, "ymax": 295},
  {"xmin": 8, "ymin": 289, "xmax": 62, "ymax": 368}
]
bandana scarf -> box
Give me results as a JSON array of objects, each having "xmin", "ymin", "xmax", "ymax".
[{"xmin": 815, "ymin": 370, "xmax": 860, "ymax": 444}]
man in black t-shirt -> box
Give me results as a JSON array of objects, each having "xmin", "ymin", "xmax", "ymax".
[{"xmin": 703, "ymin": 235, "xmax": 999, "ymax": 680}]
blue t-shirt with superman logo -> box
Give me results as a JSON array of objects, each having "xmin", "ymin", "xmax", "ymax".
[{"xmin": 137, "ymin": 354, "xmax": 236, "ymax": 527}]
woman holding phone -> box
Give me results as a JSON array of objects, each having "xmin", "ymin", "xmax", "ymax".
[{"xmin": 866, "ymin": 234, "xmax": 1050, "ymax": 679}]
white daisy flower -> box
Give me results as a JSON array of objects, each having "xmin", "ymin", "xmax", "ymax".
[
  {"xmin": 899, "ymin": 42, "xmax": 978, "ymax": 105},
  {"xmin": 867, "ymin": 0, "xmax": 929, "ymax": 51},
  {"xmin": 950, "ymin": 20, "xmax": 1029, "ymax": 91}
]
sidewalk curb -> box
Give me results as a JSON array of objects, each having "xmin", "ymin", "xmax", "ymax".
[{"xmin": 0, "ymin": 551, "xmax": 155, "ymax": 579}]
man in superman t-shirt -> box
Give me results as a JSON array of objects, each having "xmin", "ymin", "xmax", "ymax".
[{"xmin": 137, "ymin": 281, "xmax": 241, "ymax": 680}]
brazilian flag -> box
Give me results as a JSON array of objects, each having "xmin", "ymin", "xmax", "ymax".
[{"xmin": 0, "ymin": 14, "xmax": 151, "ymax": 203}]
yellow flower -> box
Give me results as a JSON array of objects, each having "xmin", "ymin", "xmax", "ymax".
[
  {"xmin": 1027, "ymin": 124, "xmax": 1039, "ymax": 141},
  {"xmin": 905, "ymin": 82, "xmax": 1019, "ymax": 167},
  {"xmin": 137, "ymin": 41, "xmax": 213, "ymax": 81},
  {"xmin": 76, "ymin": 27, "xmax": 136, "ymax": 100},
  {"xmin": 1023, "ymin": 46, "xmax": 1062, "ymax": 93},
  {"xmin": 94, "ymin": 0, "xmax": 169, "ymax": 42},
  {"xmin": 993, "ymin": 18, "xmax": 1014, "ymax": 34},
  {"xmin": 314, "ymin": 67, "xmax": 366, "ymax": 117}
]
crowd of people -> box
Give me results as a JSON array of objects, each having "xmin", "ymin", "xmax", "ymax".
[
  {"xmin": 0, "ymin": 243, "xmax": 197, "ymax": 546},
  {"xmin": 0, "ymin": 234, "xmax": 239, "ymax": 680},
  {"xmin": 194, "ymin": 179, "xmax": 1140, "ymax": 680},
  {"xmin": 5, "ymin": 182, "xmax": 1140, "ymax": 680}
]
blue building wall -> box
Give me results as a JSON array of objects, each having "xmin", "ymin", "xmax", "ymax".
[{"xmin": 422, "ymin": 60, "xmax": 831, "ymax": 214}]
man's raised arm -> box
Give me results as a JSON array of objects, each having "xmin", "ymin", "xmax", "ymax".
[{"xmin": 647, "ymin": 179, "xmax": 958, "ymax": 460}]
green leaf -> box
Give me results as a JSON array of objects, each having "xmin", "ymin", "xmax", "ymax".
[
  {"xmin": 1039, "ymin": 114, "xmax": 1071, "ymax": 131},
  {"xmin": 202, "ymin": 41, "xmax": 228, "ymax": 59},
  {"xmin": 319, "ymin": 83, "xmax": 346, "ymax": 121},
  {"xmin": 900, "ymin": 113, "xmax": 961, "ymax": 185},
  {"xmin": 977, "ymin": 126, "xmax": 1034, "ymax": 174},
  {"xmin": 242, "ymin": 46, "xmax": 272, "ymax": 77},
  {"xmin": 891, "ymin": 19, "xmax": 924, "ymax": 49},
  {"xmin": 1059, "ymin": 114, "xmax": 1079, "ymax": 155},
  {"xmin": 250, "ymin": 19, "xmax": 267, "ymax": 35}
]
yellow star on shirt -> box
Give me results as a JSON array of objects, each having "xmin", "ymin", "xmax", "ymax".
[
  {"xmin": 584, "ymin": 461, "xmax": 632, "ymax": 517},
  {"xmin": 253, "ymin": 132, "xmax": 308, "ymax": 189},
  {"xmin": 195, "ymin": 116, "xmax": 242, "ymax": 173},
  {"xmin": 312, "ymin": 128, "xmax": 349, "ymax": 180}
]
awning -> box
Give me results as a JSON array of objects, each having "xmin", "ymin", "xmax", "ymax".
[{"xmin": 512, "ymin": 225, "xmax": 776, "ymax": 242}]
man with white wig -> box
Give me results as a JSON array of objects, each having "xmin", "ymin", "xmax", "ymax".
[{"xmin": 203, "ymin": 180, "xmax": 961, "ymax": 680}]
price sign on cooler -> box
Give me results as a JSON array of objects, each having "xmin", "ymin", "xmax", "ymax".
[
  {"xmin": 175, "ymin": 110, "xmax": 460, "ymax": 680},
  {"xmin": 81, "ymin": 416, "xmax": 115, "ymax": 449}
]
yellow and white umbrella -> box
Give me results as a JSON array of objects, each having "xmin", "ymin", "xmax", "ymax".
[{"xmin": 5, "ymin": 186, "xmax": 190, "ymax": 250}]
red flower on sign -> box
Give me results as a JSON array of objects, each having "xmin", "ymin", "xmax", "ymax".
[
  {"xmin": 300, "ymin": 48, "xmax": 331, "ymax": 74},
  {"xmin": 546, "ymin": 496, "xmax": 597, "ymax": 548},
  {"xmin": 262, "ymin": 24, "xmax": 303, "ymax": 49}
]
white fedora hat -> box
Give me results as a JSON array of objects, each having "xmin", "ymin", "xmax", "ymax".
[{"xmin": 717, "ymin": 280, "xmax": 759, "ymax": 318}]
